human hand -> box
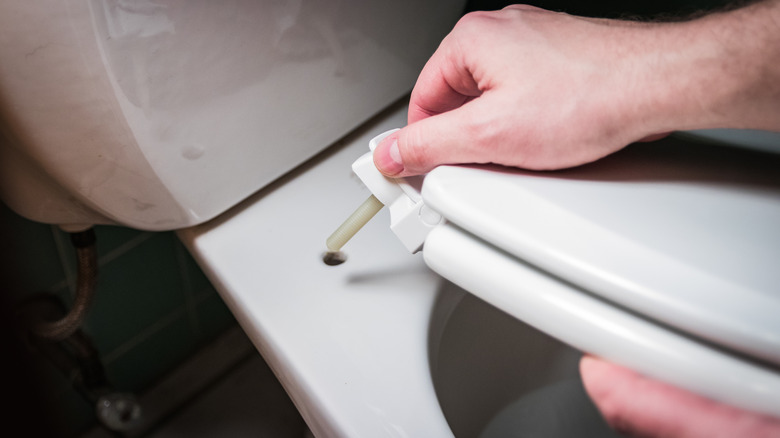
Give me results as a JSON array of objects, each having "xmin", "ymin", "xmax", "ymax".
[
  {"xmin": 373, "ymin": 5, "xmax": 666, "ymax": 177},
  {"xmin": 373, "ymin": 3, "xmax": 780, "ymax": 177},
  {"xmin": 580, "ymin": 355, "xmax": 780, "ymax": 438}
]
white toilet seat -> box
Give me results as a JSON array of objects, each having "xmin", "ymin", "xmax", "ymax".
[
  {"xmin": 424, "ymin": 222, "xmax": 780, "ymax": 419},
  {"xmin": 419, "ymin": 135, "xmax": 780, "ymax": 420}
]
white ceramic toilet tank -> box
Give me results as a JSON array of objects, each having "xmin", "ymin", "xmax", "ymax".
[{"xmin": 0, "ymin": 0, "xmax": 464, "ymax": 230}]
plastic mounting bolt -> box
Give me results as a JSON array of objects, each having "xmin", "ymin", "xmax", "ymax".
[{"xmin": 350, "ymin": 129, "xmax": 444, "ymax": 253}]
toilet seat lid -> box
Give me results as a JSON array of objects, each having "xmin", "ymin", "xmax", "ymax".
[{"xmin": 421, "ymin": 136, "xmax": 780, "ymax": 366}]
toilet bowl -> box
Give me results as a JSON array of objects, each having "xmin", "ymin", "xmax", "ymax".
[
  {"xmin": 178, "ymin": 104, "xmax": 620, "ymax": 437},
  {"xmin": 430, "ymin": 292, "xmax": 618, "ymax": 438}
]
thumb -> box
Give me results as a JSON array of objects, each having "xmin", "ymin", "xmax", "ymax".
[{"xmin": 373, "ymin": 103, "xmax": 487, "ymax": 177}]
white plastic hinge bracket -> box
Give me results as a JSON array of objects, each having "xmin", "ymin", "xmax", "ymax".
[{"xmin": 351, "ymin": 129, "xmax": 445, "ymax": 253}]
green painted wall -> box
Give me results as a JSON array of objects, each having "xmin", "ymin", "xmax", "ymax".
[{"xmin": 1, "ymin": 203, "xmax": 235, "ymax": 436}]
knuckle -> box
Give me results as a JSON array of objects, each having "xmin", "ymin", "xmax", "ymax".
[
  {"xmin": 457, "ymin": 10, "xmax": 489, "ymax": 25},
  {"xmin": 453, "ymin": 10, "xmax": 496, "ymax": 33},
  {"xmin": 501, "ymin": 4, "xmax": 543, "ymax": 14},
  {"xmin": 498, "ymin": 5, "xmax": 525, "ymax": 18}
]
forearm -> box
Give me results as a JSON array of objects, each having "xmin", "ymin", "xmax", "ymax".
[{"xmin": 632, "ymin": 0, "xmax": 780, "ymax": 134}]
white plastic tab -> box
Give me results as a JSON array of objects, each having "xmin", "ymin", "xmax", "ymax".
[{"xmin": 351, "ymin": 130, "xmax": 444, "ymax": 253}]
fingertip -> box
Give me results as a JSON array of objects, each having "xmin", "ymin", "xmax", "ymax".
[
  {"xmin": 580, "ymin": 356, "xmax": 640, "ymax": 403},
  {"xmin": 579, "ymin": 356, "xmax": 595, "ymax": 380},
  {"xmin": 579, "ymin": 357, "xmax": 640, "ymax": 436},
  {"xmin": 580, "ymin": 355, "xmax": 614, "ymax": 399},
  {"xmin": 373, "ymin": 134, "xmax": 405, "ymax": 177},
  {"xmin": 377, "ymin": 103, "xmax": 481, "ymax": 177},
  {"xmin": 580, "ymin": 355, "xmax": 613, "ymax": 379}
]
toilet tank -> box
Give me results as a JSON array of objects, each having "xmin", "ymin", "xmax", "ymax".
[{"xmin": 0, "ymin": 0, "xmax": 464, "ymax": 230}]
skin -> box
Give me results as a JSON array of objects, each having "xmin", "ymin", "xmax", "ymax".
[
  {"xmin": 580, "ymin": 356, "xmax": 780, "ymax": 437},
  {"xmin": 374, "ymin": 2, "xmax": 780, "ymax": 177},
  {"xmin": 373, "ymin": 1, "xmax": 780, "ymax": 436}
]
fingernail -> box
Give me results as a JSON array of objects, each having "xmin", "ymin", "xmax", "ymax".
[{"xmin": 375, "ymin": 137, "xmax": 404, "ymax": 176}]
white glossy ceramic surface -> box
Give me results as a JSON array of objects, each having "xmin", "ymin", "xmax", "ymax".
[
  {"xmin": 0, "ymin": 0, "xmax": 462, "ymax": 230},
  {"xmin": 180, "ymin": 105, "xmax": 624, "ymax": 437},
  {"xmin": 430, "ymin": 291, "xmax": 618, "ymax": 438},
  {"xmin": 179, "ymin": 106, "xmax": 456, "ymax": 438}
]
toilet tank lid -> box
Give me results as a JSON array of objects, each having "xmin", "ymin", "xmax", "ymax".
[{"xmin": 421, "ymin": 135, "xmax": 780, "ymax": 367}]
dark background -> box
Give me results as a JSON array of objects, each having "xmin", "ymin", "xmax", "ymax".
[{"xmin": 465, "ymin": 0, "xmax": 745, "ymax": 19}]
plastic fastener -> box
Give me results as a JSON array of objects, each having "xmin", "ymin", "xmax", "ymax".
[{"xmin": 351, "ymin": 129, "xmax": 444, "ymax": 253}]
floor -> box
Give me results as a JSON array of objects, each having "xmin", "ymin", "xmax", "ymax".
[
  {"xmin": 145, "ymin": 354, "xmax": 308, "ymax": 438},
  {"xmin": 83, "ymin": 326, "xmax": 309, "ymax": 438}
]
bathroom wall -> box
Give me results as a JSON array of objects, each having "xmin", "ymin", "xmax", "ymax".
[
  {"xmin": 1, "ymin": 203, "xmax": 235, "ymax": 437},
  {"xmin": 466, "ymin": 0, "xmax": 734, "ymax": 17}
]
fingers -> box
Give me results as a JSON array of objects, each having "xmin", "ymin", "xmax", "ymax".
[
  {"xmin": 372, "ymin": 16, "xmax": 486, "ymax": 177},
  {"xmin": 580, "ymin": 355, "xmax": 780, "ymax": 438},
  {"xmin": 374, "ymin": 97, "xmax": 503, "ymax": 177},
  {"xmin": 373, "ymin": 106, "xmax": 472, "ymax": 177},
  {"xmin": 406, "ymin": 53, "xmax": 477, "ymax": 124},
  {"xmin": 374, "ymin": 9, "xmax": 524, "ymax": 177},
  {"xmin": 406, "ymin": 29, "xmax": 482, "ymax": 125}
]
